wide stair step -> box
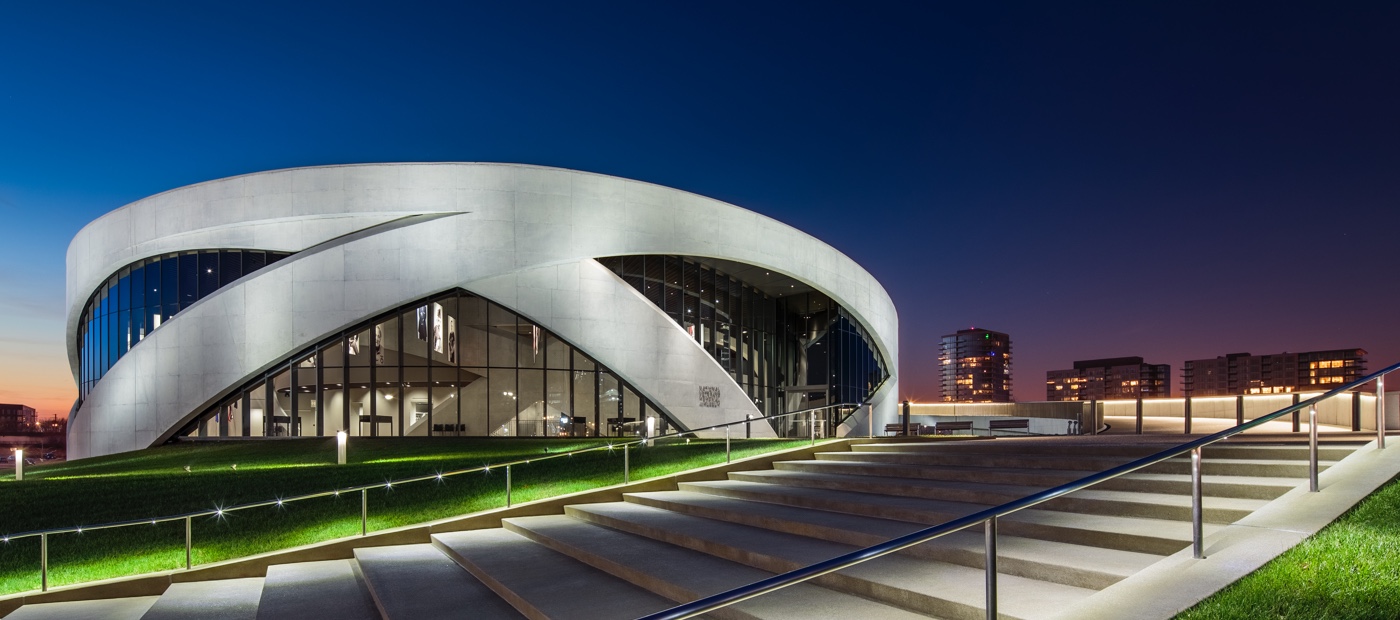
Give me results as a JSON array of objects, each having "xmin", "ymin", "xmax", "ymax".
[
  {"xmin": 256, "ymin": 559, "xmax": 377, "ymax": 620},
  {"xmin": 818, "ymin": 449, "xmax": 1334, "ymax": 478},
  {"xmin": 433, "ymin": 528, "xmax": 675, "ymax": 619},
  {"xmin": 1112, "ymin": 472, "xmax": 1302, "ymax": 500},
  {"xmin": 1142, "ymin": 457, "xmax": 1337, "ymax": 477},
  {"xmin": 728, "ymin": 470, "xmax": 1269, "ymax": 523},
  {"xmin": 775, "ymin": 459, "xmax": 1302, "ymax": 500},
  {"xmin": 503, "ymin": 514, "xmax": 932, "ymax": 620},
  {"xmin": 1198, "ymin": 444, "xmax": 1360, "ymax": 461},
  {"xmin": 144, "ymin": 578, "xmax": 263, "ymax": 620},
  {"xmin": 354, "ymin": 544, "xmax": 522, "ymax": 619},
  {"xmin": 2, "ymin": 597, "xmax": 159, "ymax": 620},
  {"xmin": 817, "ymin": 450, "xmax": 1135, "ymax": 472},
  {"xmin": 851, "ymin": 442, "xmax": 1163, "ymax": 458},
  {"xmin": 849, "ymin": 441, "xmax": 1358, "ymax": 462}
]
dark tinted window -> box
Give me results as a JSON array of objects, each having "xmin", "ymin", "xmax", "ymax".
[
  {"xmin": 78, "ymin": 249, "xmax": 299, "ymax": 399},
  {"xmin": 197, "ymin": 252, "xmax": 219, "ymax": 297},
  {"xmin": 219, "ymin": 251, "xmax": 242, "ymax": 287},
  {"xmin": 178, "ymin": 254, "xmax": 198, "ymax": 305}
]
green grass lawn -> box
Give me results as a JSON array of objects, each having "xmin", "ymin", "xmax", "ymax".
[
  {"xmin": 1177, "ymin": 475, "xmax": 1400, "ymax": 619},
  {"xmin": 0, "ymin": 436, "xmax": 815, "ymax": 595}
]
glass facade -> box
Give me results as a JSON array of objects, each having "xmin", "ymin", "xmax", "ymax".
[
  {"xmin": 597, "ymin": 256, "xmax": 887, "ymax": 428},
  {"xmin": 183, "ymin": 289, "xmax": 675, "ymax": 439},
  {"xmin": 77, "ymin": 250, "xmax": 293, "ymax": 398}
]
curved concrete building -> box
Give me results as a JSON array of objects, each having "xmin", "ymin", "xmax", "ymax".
[{"xmin": 65, "ymin": 164, "xmax": 898, "ymax": 459}]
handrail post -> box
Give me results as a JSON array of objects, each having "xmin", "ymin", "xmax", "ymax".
[
  {"xmin": 984, "ymin": 516, "xmax": 997, "ymax": 620},
  {"xmin": 624, "ymin": 444, "xmax": 630, "ymax": 484},
  {"xmin": 40, "ymin": 532, "xmax": 47, "ymax": 592},
  {"xmin": 184, "ymin": 516, "xmax": 192, "ymax": 569},
  {"xmin": 1191, "ymin": 447, "xmax": 1205, "ymax": 559},
  {"xmin": 1184, "ymin": 397, "xmax": 1192, "ymax": 434},
  {"xmin": 1309, "ymin": 404, "xmax": 1319, "ymax": 492},
  {"xmin": 868, "ymin": 404, "xmax": 874, "ymax": 439},
  {"xmin": 725, "ymin": 426, "xmax": 731, "ymax": 464},
  {"xmin": 1379, "ymin": 376, "xmax": 1387, "ymax": 449},
  {"xmin": 1352, "ymin": 392, "xmax": 1362, "ymax": 432},
  {"xmin": 360, "ymin": 489, "xmax": 367, "ymax": 536},
  {"xmin": 506, "ymin": 464, "xmax": 513, "ymax": 508},
  {"xmin": 1135, "ymin": 397, "xmax": 1143, "ymax": 434},
  {"xmin": 1292, "ymin": 393, "xmax": 1301, "ymax": 433}
]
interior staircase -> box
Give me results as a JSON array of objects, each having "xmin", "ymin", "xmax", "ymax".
[{"xmin": 2, "ymin": 436, "xmax": 1363, "ymax": 620}]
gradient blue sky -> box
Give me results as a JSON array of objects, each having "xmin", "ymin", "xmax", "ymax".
[{"xmin": 2, "ymin": 2, "xmax": 1398, "ymax": 418}]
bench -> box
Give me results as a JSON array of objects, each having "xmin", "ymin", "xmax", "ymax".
[
  {"xmin": 988, "ymin": 418, "xmax": 1030, "ymax": 433},
  {"xmin": 884, "ymin": 423, "xmax": 923, "ymax": 436},
  {"xmin": 921, "ymin": 420, "xmax": 974, "ymax": 435}
]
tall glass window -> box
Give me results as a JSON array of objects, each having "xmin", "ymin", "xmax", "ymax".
[
  {"xmin": 597, "ymin": 255, "xmax": 888, "ymax": 428},
  {"xmin": 184, "ymin": 290, "xmax": 675, "ymax": 440}
]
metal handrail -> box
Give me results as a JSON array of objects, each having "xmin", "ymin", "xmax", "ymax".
[
  {"xmin": 640, "ymin": 362, "xmax": 1397, "ymax": 620},
  {"xmin": 650, "ymin": 402, "xmax": 859, "ymax": 440},
  {"xmin": 649, "ymin": 403, "xmax": 859, "ymax": 464},
  {"xmin": 1, "ymin": 401, "xmax": 857, "ymax": 592}
]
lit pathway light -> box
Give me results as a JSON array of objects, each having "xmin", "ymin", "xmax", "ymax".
[{"xmin": 337, "ymin": 431, "xmax": 348, "ymax": 465}]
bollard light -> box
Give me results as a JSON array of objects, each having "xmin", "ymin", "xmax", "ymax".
[
  {"xmin": 645, "ymin": 417, "xmax": 656, "ymax": 446},
  {"xmin": 336, "ymin": 431, "xmax": 348, "ymax": 465},
  {"xmin": 13, "ymin": 449, "xmax": 21, "ymax": 481}
]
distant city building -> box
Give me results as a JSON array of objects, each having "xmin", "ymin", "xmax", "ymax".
[
  {"xmin": 940, "ymin": 328, "xmax": 1012, "ymax": 402},
  {"xmin": 1046, "ymin": 357, "xmax": 1170, "ymax": 401},
  {"xmin": 1182, "ymin": 349, "xmax": 1367, "ymax": 396},
  {"xmin": 0, "ymin": 404, "xmax": 37, "ymax": 434}
]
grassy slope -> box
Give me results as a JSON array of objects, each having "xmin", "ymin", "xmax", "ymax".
[
  {"xmin": 0, "ymin": 437, "xmax": 810, "ymax": 594},
  {"xmin": 1177, "ymin": 475, "xmax": 1400, "ymax": 620}
]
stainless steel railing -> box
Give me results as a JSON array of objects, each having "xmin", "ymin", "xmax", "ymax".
[
  {"xmin": 640, "ymin": 362, "xmax": 1399, "ymax": 620},
  {"xmin": 1, "ymin": 402, "xmax": 857, "ymax": 593}
]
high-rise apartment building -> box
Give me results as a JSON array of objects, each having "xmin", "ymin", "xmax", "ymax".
[
  {"xmin": 940, "ymin": 328, "xmax": 1012, "ymax": 402},
  {"xmin": 1046, "ymin": 356, "xmax": 1170, "ymax": 401},
  {"xmin": 0, "ymin": 404, "xmax": 37, "ymax": 434},
  {"xmin": 1181, "ymin": 349, "xmax": 1366, "ymax": 396}
]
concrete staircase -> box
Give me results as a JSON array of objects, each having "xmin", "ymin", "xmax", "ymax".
[{"xmin": 2, "ymin": 437, "xmax": 1360, "ymax": 620}]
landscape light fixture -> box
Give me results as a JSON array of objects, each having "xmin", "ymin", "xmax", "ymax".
[
  {"xmin": 337, "ymin": 431, "xmax": 347, "ymax": 465},
  {"xmin": 12, "ymin": 449, "xmax": 21, "ymax": 481}
]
